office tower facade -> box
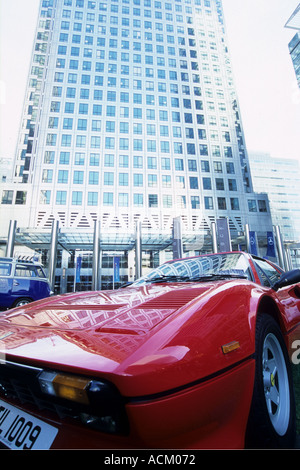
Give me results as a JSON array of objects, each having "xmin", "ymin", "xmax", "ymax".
[
  {"xmin": 1, "ymin": 0, "xmax": 272, "ymax": 289},
  {"xmin": 249, "ymin": 151, "xmax": 300, "ymax": 268},
  {"xmin": 249, "ymin": 151, "xmax": 300, "ymax": 242},
  {"xmin": 285, "ymin": 4, "xmax": 300, "ymax": 88}
]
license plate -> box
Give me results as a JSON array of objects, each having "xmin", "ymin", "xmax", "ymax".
[{"xmin": 0, "ymin": 399, "xmax": 58, "ymax": 449}]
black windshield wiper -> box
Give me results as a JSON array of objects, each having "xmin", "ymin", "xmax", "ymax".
[{"xmin": 192, "ymin": 271, "xmax": 248, "ymax": 282}]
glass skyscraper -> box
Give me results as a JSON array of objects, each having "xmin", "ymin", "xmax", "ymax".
[
  {"xmin": 1, "ymin": 0, "xmax": 272, "ymax": 290},
  {"xmin": 285, "ymin": 4, "xmax": 300, "ymax": 88}
]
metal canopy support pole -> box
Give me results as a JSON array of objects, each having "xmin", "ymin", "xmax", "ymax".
[
  {"xmin": 172, "ymin": 216, "xmax": 183, "ymax": 259},
  {"xmin": 135, "ymin": 221, "xmax": 142, "ymax": 280},
  {"xmin": 275, "ymin": 225, "xmax": 287, "ymax": 270},
  {"xmin": 92, "ymin": 220, "xmax": 101, "ymax": 291},
  {"xmin": 211, "ymin": 222, "xmax": 218, "ymax": 253},
  {"xmin": 48, "ymin": 220, "xmax": 59, "ymax": 292},
  {"xmin": 244, "ymin": 224, "xmax": 251, "ymax": 253},
  {"xmin": 5, "ymin": 220, "xmax": 17, "ymax": 257}
]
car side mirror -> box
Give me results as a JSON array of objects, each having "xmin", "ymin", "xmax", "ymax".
[{"xmin": 272, "ymin": 269, "xmax": 300, "ymax": 291}]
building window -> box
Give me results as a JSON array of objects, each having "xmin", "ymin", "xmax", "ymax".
[
  {"xmin": 42, "ymin": 169, "xmax": 53, "ymax": 183},
  {"xmin": 230, "ymin": 198, "xmax": 240, "ymax": 211},
  {"xmin": 88, "ymin": 192, "xmax": 98, "ymax": 206},
  {"xmin": 134, "ymin": 174, "xmax": 143, "ymax": 187},
  {"xmin": 56, "ymin": 191, "xmax": 67, "ymax": 205},
  {"xmin": 218, "ymin": 197, "xmax": 227, "ymax": 210},
  {"xmin": 228, "ymin": 179, "xmax": 237, "ymax": 191},
  {"xmin": 46, "ymin": 134, "xmax": 57, "ymax": 146},
  {"xmin": 213, "ymin": 161, "xmax": 223, "ymax": 173},
  {"xmin": 204, "ymin": 196, "xmax": 213, "ymax": 210},
  {"xmin": 177, "ymin": 195, "xmax": 186, "ymax": 208},
  {"xmin": 187, "ymin": 174, "xmax": 198, "ymax": 190},
  {"xmin": 89, "ymin": 171, "xmax": 99, "ymax": 185},
  {"xmin": 148, "ymin": 174, "xmax": 157, "ymax": 187},
  {"xmin": 162, "ymin": 175, "xmax": 171, "ymax": 187},
  {"xmin": 175, "ymin": 159, "xmax": 184, "ymax": 171},
  {"xmin": 44, "ymin": 151, "xmax": 55, "ymax": 164},
  {"xmin": 104, "ymin": 172, "xmax": 114, "ymax": 185},
  {"xmin": 215, "ymin": 178, "xmax": 224, "ymax": 191},
  {"xmin": 118, "ymin": 193, "xmax": 128, "ymax": 207},
  {"xmin": 161, "ymin": 158, "xmax": 170, "ymax": 170},
  {"xmin": 258, "ymin": 200, "xmax": 267, "ymax": 212},
  {"xmin": 188, "ymin": 159, "xmax": 197, "ymax": 172},
  {"xmin": 72, "ymin": 191, "xmax": 82, "ymax": 205},
  {"xmin": 134, "ymin": 194, "xmax": 144, "ymax": 207},
  {"xmin": 40, "ymin": 190, "xmax": 51, "ymax": 205},
  {"xmin": 248, "ymin": 200, "xmax": 257, "ymax": 212},
  {"xmin": 15, "ymin": 191, "xmax": 27, "ymax": 205},
  {"xmin": 163, "ymin": 195, "xmax": 172, "ymax": 208},
  {"xmin": 119, "ymin": 155, "xmax": 129, "ymax": 168},
  {"xmin": 90, "ymin": 153, "xmax": 100, "ymax": 166},
  {"xmin": 103, "ymin": 192, "xmax": 113, "ymax": 206},
  {"xmin": 201, "ymin": 160, "xmax": 210, "ymax": 172},
  {"xmin": 75, "ymin": 153, "xmax": 85, "ymax": 165},
  {"xmin": 149, "ymin": 194, "xmax": 158, "ymax": 207},
  {"xmin": 203, "ymin": 177, "xmax": 211, "ymax": 190},
  {"xmin": 73, "ymin": 171, "xmax": 84, "ymax": 184},
  {"xmin": 191, "ymin": 196, "xmax": 200, "ymax": 209},
  {"xmin": 58, "ymin": 170, "xmax": 68, "ymax": 184},
  {"xmin": 119, "ymin": 173, "xmax": 129, "ymax": 186}
]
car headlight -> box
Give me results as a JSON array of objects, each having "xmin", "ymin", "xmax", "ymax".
[{"xmin": 38, "ymin": 370, "xmax": 128, "ymax": 434}]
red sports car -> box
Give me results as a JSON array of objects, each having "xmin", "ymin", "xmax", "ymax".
[{"xmin": 0, "ymin": 251, "xmax": 299, "ymax": 450}]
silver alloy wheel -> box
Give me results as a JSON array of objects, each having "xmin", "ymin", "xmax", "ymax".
[
  {"xmin": 262, "ymin": 332, "xmax": 290, "ymax": 436},
  {"xmin": 14, "ymin": 299, "xmax": 30, "ymax": 307}
]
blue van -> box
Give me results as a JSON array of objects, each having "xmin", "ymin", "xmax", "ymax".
[{"xmin": 0, "ymin": 258, "xmax": 51, "ymax": 310}]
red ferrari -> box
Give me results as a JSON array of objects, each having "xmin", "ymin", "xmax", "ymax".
[{"xmin": 0, "ymin": 251, "xmax": 299, "ymax": 450}]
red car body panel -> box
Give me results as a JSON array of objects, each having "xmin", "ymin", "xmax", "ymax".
[
  {"xmin": 0, "ymin": 252, "xmax": 299, "ymax": 449},
  {"xmin": 0, "ymin": 282, "xmax": 257, "ymax": 394}
]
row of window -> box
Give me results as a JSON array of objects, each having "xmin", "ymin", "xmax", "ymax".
[
  {"xmin": 50, "ymin": 98, "xmax": 227, "ymax": 119},
  {"xmin": 43, "ymin": 151, "xmax": 236, "ymax": 174},
  {"xmin": 61, "ymin": 0, "xmax": 206, "ymax": 9},
  {"xmin": 57, "ymin": 22, "xmax": 215, "ymax": 43},
  {"xmin": 1, "ymin": 188, "xmax": 266, "ymax": 215},
  {"xmin": 41, "ymin": 168, "xmax": 238, "ymax": 192},
  {"xmin": 49, "ymin": 116, "xmax": 228, "ymax": 134},
  {"xmin": 58, "ymin": 33, "xmax": 216, "ymax": 54},
  {"xmin": 38, "ymin": 190, "xmax": 238, "ymax": 211},
  {"xmin": 61, "ymin": 0, "xmax": 207, "ymax": 12},
  {"xmin": 52, "ymin": 74, "xmax": 222, "ymax": 91},
  {"xmin": 59, "ymin": 13, "xmax": 204, "ymax": 31},
  {"xmin": 45, "ymin": 134, "xmax": 231, "ymax": 156},
  {"xmin": 52, "ymin": 70, "xmax": 218, "ymax": 89},
  {"xmin": 49, "ymin": 100, "xmax": 228, "ymax": 126}
]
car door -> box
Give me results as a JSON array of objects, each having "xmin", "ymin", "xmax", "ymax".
[
  {"xmin": 0, "ymin": 261, "xmax": 13, "ymax": 309},
  {"xmin": 254, "ymin": 258, "xmax": 300, "ymax": 329},
  {"xmin": 12, "ymin": 263, "xmax": 33, "ymax": 301}
]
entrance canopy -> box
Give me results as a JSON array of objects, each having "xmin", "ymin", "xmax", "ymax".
[{"xmin": 13, "ymin": 227, "xmax": 212, "ymax": 253}]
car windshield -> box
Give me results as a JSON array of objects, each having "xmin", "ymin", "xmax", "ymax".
[{"xmin": 133, "ymin": 252, "xmax": 252, "ymax": 285}]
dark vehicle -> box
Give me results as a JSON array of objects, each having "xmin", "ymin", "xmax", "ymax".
[{"xmin": 0, "ymin": 257, "xmax": 51, "ymax": 310}]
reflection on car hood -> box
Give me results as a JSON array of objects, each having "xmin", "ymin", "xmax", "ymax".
[
  {"xmin": 0, "ymin": 283, "xmax": 214, "ymax": 333},
  {"xmin": 0, "ymin": 280, "xmax": 250, "ymax": 395}
]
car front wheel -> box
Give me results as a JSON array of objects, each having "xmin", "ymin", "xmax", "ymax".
[{"xmin": 246, "ymin": 314, "xmax": 296, "ymax": 448}]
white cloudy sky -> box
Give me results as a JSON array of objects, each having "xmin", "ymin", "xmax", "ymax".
[{"xmin": 0, "ymin": 0, "xmax": 299, "ymax": 162}]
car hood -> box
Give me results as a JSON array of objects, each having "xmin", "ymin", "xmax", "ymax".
[
  {"xmin": 0, "ymin": 281, "xmax": 249, "ymax": 395},
  {"xmin": 0, "ymin": 283, "xmax": 215, "ymax": 331}
]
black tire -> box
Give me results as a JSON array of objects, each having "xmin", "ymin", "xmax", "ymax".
[
  {"xmin": 245, "ymin": 314, "xmax": 296, "ymax": 448},
  {"xmin": 13, "ymin": 298, "xmax": 32, "ymax": 308}
]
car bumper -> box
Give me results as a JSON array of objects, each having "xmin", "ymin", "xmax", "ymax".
[{"xmin": 0, "ymin": 358, "xmax": 255, "ymax": 450}]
